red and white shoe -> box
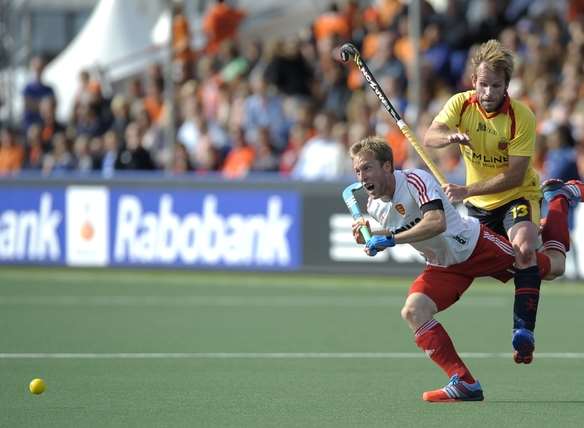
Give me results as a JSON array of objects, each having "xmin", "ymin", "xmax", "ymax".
[
  {"xmin": 542, "ymin": 179, "xmax": 584, "ymax": 206},
  {"xmin": 422, "ymin": 375, "xmax": 484, "ymax": 402}
]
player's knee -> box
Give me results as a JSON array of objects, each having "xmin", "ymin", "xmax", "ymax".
[
  {"xmin": 400, "ymin": 304, "xmax": 413, "ymax": 323},
  {"xmin": 513, "ymin": 243, "xmax": 536, "ymax": 268},
  {"xmin": 401, "ymin": 302, "xmax": 431, "ymax": 325}
]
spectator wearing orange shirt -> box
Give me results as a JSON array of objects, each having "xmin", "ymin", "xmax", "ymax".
[
  {"xmin": 347, "ymin": 12, "xmax": 382, "ymax": 90},
  {"xmin": 371, "ymin": 0, "xmax": 404, "ymax": 28},
  {"xmin": 0, "ymin": 127, "xmax": 24, "ymax": 175},
  {"xmin": 202, "ymin": 0, "xmax": 247, "ymax": 55},
  {"xmin": 222, "ymin": 127, "xmax": 254, "ymax": 179},
  {"xmin": 143, "ymin": 79, "xmax": 165, "ymax": 124},
  {"xmin": 393, "ymin": 13, "xmax": 415, "ymax": 67},
  {"xmin": 172, "ymin": 3, "xmax": 194, "ymax": 83},
  {"xmin": 314, "ymin": 3, "xmax": 351, "ymax": 42}
]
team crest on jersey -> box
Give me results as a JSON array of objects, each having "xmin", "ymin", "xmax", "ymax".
[
  {"xmin": 394, "ymin": 203, "xmax": 406, "ymax": 216},
  {"xmin": 498, "ymin": 138, "xmax": 508, "ymax": 150}
]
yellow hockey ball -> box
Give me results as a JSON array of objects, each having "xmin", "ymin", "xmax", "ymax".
[{"xmin": 29, "ymin": 378, "xmax": 45, "ymax": 395}]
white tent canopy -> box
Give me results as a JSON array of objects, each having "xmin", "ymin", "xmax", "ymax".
[{"xmin": 44, "ymin": 0, "xmax": 166, "ymax": 120}]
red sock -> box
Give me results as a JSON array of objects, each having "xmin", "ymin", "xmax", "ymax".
[
  {"xmin": 414, "ymin": 319, "xmax": 475, "ymax": 384},
  {"xmin": 542, "ymin": 197, "xmax": 570, "ymax": 253}
]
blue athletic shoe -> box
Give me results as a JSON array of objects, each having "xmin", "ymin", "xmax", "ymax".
[
  {"xmin": 541, "ymin": 179, "xmax": 584, "ymax": 207},
  {"xmin": 512, "ymin": 328, "xmax": 535, "ymax": 364}
]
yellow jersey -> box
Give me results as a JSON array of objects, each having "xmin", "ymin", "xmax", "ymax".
[{"xmin": 434, "ymin": 90, "xmax": 541, "ymax": 210}]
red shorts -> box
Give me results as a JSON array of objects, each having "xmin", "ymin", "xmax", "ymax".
[{"xmin": 408, "ymin": 225, "xmax": 550, "ymax": 311}]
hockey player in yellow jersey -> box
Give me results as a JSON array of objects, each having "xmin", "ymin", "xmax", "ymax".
[
  {"xmin": 423, "ymin": 39, "xmax": 584, "ymax": 365},
  {"xmin": 430, "ymin": 74, "xmax": 540, "ymax": 213}
]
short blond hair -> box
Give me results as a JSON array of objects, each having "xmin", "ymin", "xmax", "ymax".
[
  {"xmin": 349, "ymin": 136, "xmax": 393, "ymax": 166},
  {"xmin": 471, "ymin": 39, "xmax": 514, "ymax": 84}
]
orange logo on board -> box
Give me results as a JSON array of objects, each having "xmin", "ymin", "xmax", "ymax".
[{"xmin": 80, "ymin": 221, "xmax": 94, "ymax": 241}]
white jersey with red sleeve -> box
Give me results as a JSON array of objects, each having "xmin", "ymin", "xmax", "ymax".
[{"xmin": 367, "ymin": 169, "xmax": 480, "ymax": 267}]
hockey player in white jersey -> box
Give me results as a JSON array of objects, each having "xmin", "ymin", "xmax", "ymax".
[
  {"xmin": 349, "ymin": 136, "xmax": 578, "ymax": 402},
  {"xmin": 366, "ymin": 166, "xmax": 480, "ymax": 268}
]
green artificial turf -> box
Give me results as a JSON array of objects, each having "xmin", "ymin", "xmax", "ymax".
[{"xmin": 1, "ymin": 267, "xmax": 583, "ymax": 427}]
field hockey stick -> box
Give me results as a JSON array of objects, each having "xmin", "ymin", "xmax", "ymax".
[
  {"xmin": 339, "ymin": 42, "xmax": 447, "ymax": 186},
  {"xmin": 342, "ymin": 182, "xmax": 372, "ymax": 242}
]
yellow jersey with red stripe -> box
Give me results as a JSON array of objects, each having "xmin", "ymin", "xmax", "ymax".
[{"xmin": 434, "ymin": 90, "xmax": 541, "ymax": 210}]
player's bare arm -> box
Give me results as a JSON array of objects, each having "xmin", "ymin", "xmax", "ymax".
[
  {"xmin": 363, "ymin": 208, "xmax": 446, "ymax": 256},
  {"xmin": 423, "ymin": 121, "xmax": 471, "ymax": 149},
  {"xmin": 443, "ymin": 156, "xmax": 530, "ymax": 203},
  {"xmin": 393, "ymin": 208, "xmax": 446, "ymax": 244}
]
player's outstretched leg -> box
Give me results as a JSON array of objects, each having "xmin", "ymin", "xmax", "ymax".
[
  {"xmin": 513, "ymin": 178, "xmax": 584, "ymax": 365},
  {"xmin": 422, "ymin": 375, "xmax": 484, "ymax": 402},
  {"xmin": 413, "ymin": 318, "xmax": 483, "ymax": 402},
  {"xmin": 542, "ymin": 179, "xmax": 584, "ymax": 206}
]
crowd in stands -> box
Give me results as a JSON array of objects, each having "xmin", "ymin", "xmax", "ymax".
[{"xmin": 1, "ymin": 0, "xmax": 583, "ymax": 184}]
